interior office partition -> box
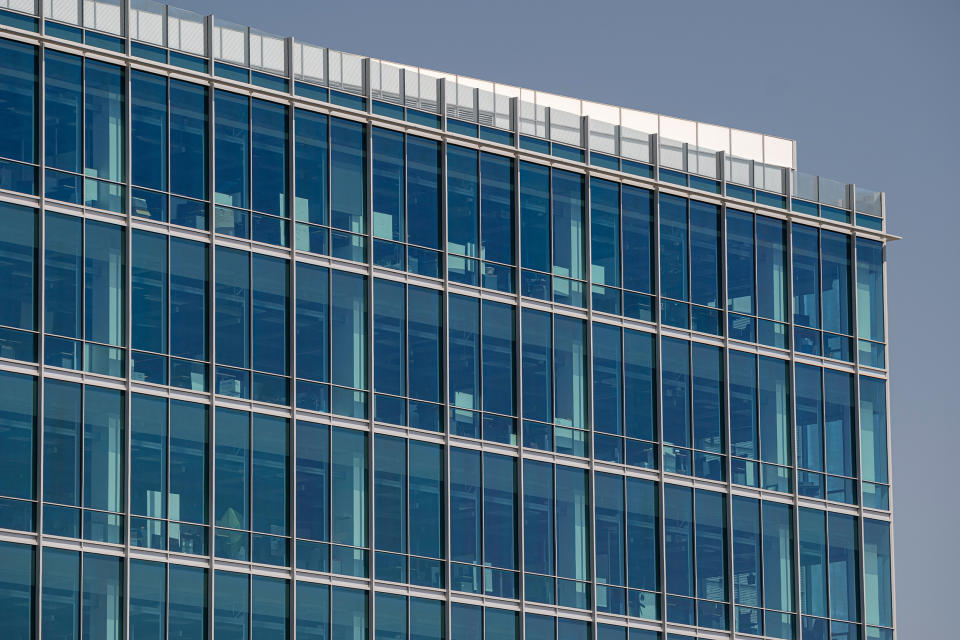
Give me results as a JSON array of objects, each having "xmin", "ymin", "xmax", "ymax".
[{"xmin": 0, "ymin": 2, "xmax": 895, "ymax": 639}]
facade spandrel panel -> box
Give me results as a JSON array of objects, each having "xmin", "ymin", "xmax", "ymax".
[{"xmin": 0, "ymin": 9, "xmax": 894, "ymax": 640}]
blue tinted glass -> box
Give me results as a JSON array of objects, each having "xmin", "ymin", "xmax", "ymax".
[
  {"xmin": 689, "ymin": 200, "xmax": 721, "ymax": 308},
  {"xmin": 131, "ymin": 230, "xmax": 167, "ymax": 353},
  {"xmin": 295, "ymin": 109, "xmax": 328, "ymax": 225},
  {"xmin": 798, "ymin": 508, "xmax": 827, "ymax": 617},
  {"xmin": 447, "ymin": 145, "xmax": 479, "ymax": 259},
  {"xmin": 215, "ymin": 571, "xmax": 249, "ymax": 639},
  {"xmin": 520, "ymin": 162, "xmax": 550, "ymax": 273},
  {"xmin": 373, "ymin": 128, "xmax": 404, "ymax": 241},
  {"xmin": 296, "ymin": 262, "xmax": 329, "ymax": 383},
  {"xmin": 762, "ymin": 501, "xmax": 794, "ymax": 613},
  {"xmin": 45, "ymin": 51, "xmax": 82, "ymax": 173},
  {"xmin": 828, "ymin": 513, "xmax": 860, "ymax": 622},
  {"xmin": 332, "ymin": 587, "xmax": 368, "ymax": 640},
  {"xmin": 170, "ymin": 238, "xmax": 208, "ymax": 361},
  {"xmin": 661, "ymin": 338, "xmax": 690, "ymax": 447},
  {"xmin": 482, "ymin": 301, "xmax": 515, "ymax": 416},
  {"xmin": 659, "ymin": 194, "xmax": 688, "ymax": 301},
  {"xmin": 376, "ymin": 592, "xmax": 407, "ymax": 640},
  {"xmin": 131, "ymin": 71, "xmax": 167, "ymax": 191},
  {"xmin": 252, "ymin": 99, "xmax": 288, "ymax": 216},
  {"xmin": 449, "ymin": 295, "xmax": 480, "ymax": 410},
  {"xmin": 0, "ymin": 371, "xmax": 35, "ymax": 503},
  {"xmin": 408, "ymin": 286, "xmax": 442, "ymax": 403},
  {"xmin": 759, "ymin": 357, "xmax": 790, "ymax": 466},
  {"xmin": 485, "ymin": 608, "xmax": 519, "ymax": 640},
  {"xmin": 331, "ymin": 427, "xmax": 367, "ymax": 546},
  {"xmin": 729, "ymin": 350, "xmax": 758, "ymax": 460},
  {"xmin": 624, "ymin": 329, "xmax": 656, "ymax": 442},
  {"xmin": 824, "ymin": 370, "xmax": 856, "ymax": 479},
  {"xmin": 863, "ymin": 519, "xmax": 892, "ymax": 627},
  {"xmin": 215, "ymin": 91, "xmax": 249, "ymax": 209},
  {"xmin": 695, "ymin": 489, "xmax": 727, "ymax": 602},
  {"xmin": 131, "ymin": 394, "xmax": 166, "ymax": 519},
  {"xmin": 216, "ymin": 247, "xmax": 250, "ymax": 368},
  {"xmin": 726, "ymin": 210, "xmax": 754, "ymax": 314},
  {"xmin": 595, "ymin": 472, "xmax": 625, "ymax": 586},
  {"xmin": 215, "ymin": 408, "xmax": 249, "ymax": 530},
  {"xmin": 0, "ymin": 203, "xmax": 37, "ymax": 331},
  {"xmin": 481, "ymin": 152, "xmax": 515, "ymax": 264},
  {"xmin": 622, "ymin": 186, "xmax": 654, "ymax": 293},
  {"xmin": 591, "ymin": 178, "xmax": 620, "ymax": 287},
  {"xmin": 330, "ymin": 269, "xmax": 367, "ymax": 391},
  {"xmin": 732, "ymin": 496, "xmax": 761, "ymax": 607},
  {"xmin": 84, "ymin": 59, "xmax": 125, "ymax": 183},
  {"xmin": 252, "ymin": 575, "xmax": 288, "ymax": 639},
  {"xmin": 0, "ymin": 38, "xmax": 36, "ymax": 165},
  {"xmin": 409, "ymin": 440, "xmax": 443, "ymax": 559},
  {"xmin": 82, "ymin": 553, "xmax": 122, "ymax": 639},
  {"xmin": 692, "ymin": 343, "xmax": 723, "ymax": 454},
  {"xmin": 170, "ymin": 400, "xmax": 208, "ymax": 526},
  {"xmin": 170, "ymin": 80, "xmax": 208, "ymax": 199},
  {"xmin": 593, "ymin": 323, "xmax": 622, "ymax": 435},
  {"xmin": 792, "ymin": 225, "xmax": 820, "ymax": 329},
  {"xmin": 331, "ymin": 118, "xmax": 366, "ymax": 233},
  {"xmin": 523, "ymin": 460, "xmax": 554, "ymax": 576},
  {"xmin": 856, "ymin": 238, "xmax": 884, "ymax": 343},
  {"xmin": 552, "ymin": 169, "xmax": 585, "ymax": 279},
  {"xmin": 374, "ymin": 279, "xmax": 405, "ymax": 397},
  {"xmin": 860, "ymin": 376, "xmax": 888, "ymax": 485},
  {"xmin": 522, "ymin": 309, "xmax": 552, "ymax": 423},
  {"xmin": 757, "ymin": 216, "xmax": 788, "ymax": 322},
  {"xmin": 296, "ymin": 421, "xmax": 329, "ymax": 541},
  {"xmin": 0, "ymin": 541, "xmax": 34, "ymax": 638},
  {"xmin": 297, "ymin": 582, "xmax": 330, "ymax": 640},
  {"xmin": 130, "ymin": 559, "xmax": 165, "ymax": 638},
  {"xmin": 43, "ymin": 379, "xmax": 81, "ymax": 506},
  {"xmin": 252, "ymin": 254, "xmax": 289, "ymax": 375},
  {"xmin": 556, "ymin": 465, "xmax": 589, "ymax": 581},
  {"xmin": 450, "ymin": 447, "xmax": 481, "ymax": 565},
  {"xmin": 168, "ymin": 565, "xmax": 206, "ymax": 638},
  {"xmin": 664, "ymin": 484, "xmax": 694, "ymax": 596},
  {"xmin": 42, "ymin": 547, "xmax": 80, "ymax": 640},
  {"xmin": 375, "ymin": 435, "xmax": 407, "ymax": 554},
  {"xmin": 252, "ymin": 414, "xmax": 288, "ymax": 535},
  {"xmin": 795, "ymin": 364, "xmax": 823, "ymax": 472},
  {"xmin": 85, "ymin": 220, "xmax": 125, "ymax": 347},
  {"xmin": 821, "ymin": 231, "xmax": 852, "ymax": 336},
  {"xmin": 554, "ymin": 315, "xmax": 587, "ymax": 430},
  {"xmin": 83, "ymin": 386, "xmax": 124, "ymax": 513},
  {"xmin": 407, "ymin": 136, "xmax": 441, "ymax": 249}
]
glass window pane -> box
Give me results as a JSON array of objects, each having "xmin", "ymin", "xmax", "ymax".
[
  {"xmin": 756, "ymin": 216, "xmax": 788, "ymax": 322},
  {"xmin": 216, "ymin": 247, "xmax": 250, "ymax": 368},
  {"xmin": 821, "ymin": 231, "xmax": 853, "ymax": 336},
  {"xmin": 664, "ymin": 484, "xmax": 694, "ymax": 596},
  {"xmin": 130, "ymin": 559, "xmax": 165, "ymax": 639},
  {"xmin": 0, "ymin": 371, "xmax": 36, "ymax": 501},
  {"xmin": 554, "ymin": 315, "xmax": 586, "ymax": 430},
  {"xmin": 661, "ymin": 338, "xmax": 690, "ymax": 447},
  {"xmin": 45, "ymin": 51, "xmax": 83, "ymax": 174},
  {"xmin": 792, "ymin": 225, "xmax": 820, "ymax": 329},
  {"xmin": 42, "ymin": 548, "xmax": 80, "ymax": 640},
  {"xmin": 82, "ymin": 553, "xmax": 122, "ymax": 640},
  {"xmin": 331, "ymin": 271, "xmax": 367, "ymax": 390},
  {"xmin": 215, "ymin": 408, "xmax": 249, "ymax": 530},
  {"xmin": 376, "ymin": 592, "xmax": 407, "ymax": 640},
  {"xmin": 595, "ymin": 472, "xmax": 625, "ymax": 586},
  {"xmin": 0, "ymin": 203, "xmax": 37, "ymax": 331},
  {"xmin": 593, "ymin": 323, "xmax": 623, "ymax": 436},
  {"xmin": 522, "ymin": 309, "xmax": 552, "ymax": 424},
  {"xmin": 169, "ymin": 564, "xmax": 207, "ymax": 639},
  {"xmin": 375, "ymin": 435, "xmax": 407, "ymax": 553},
  {"xmin": 0, "ymin": 541, "xmax": 34, "ymax": 639},
  {"xmin": 556, "ymin": 465, "xmax": 589, "ymax": 581},
  {"xmin": 622, "ymin": 185, "xmax": 654, "ymax": 293},
  {"xmin": 689, "ymin": 200, "xmax": 721, "ymax": 308},
  {"xmin": 131, "ymin": 394, "xmax": 166, "ymax": 518},
  {"xmin": 860, "ymin": 376, "xmax": 888, "ymax": 485},
  {"xmin": 856, "ymin": 238, "xmax": 884, "ymax": 343},
  {"xmin": 85, "ymin": 220, "xmax": 126, "ymax": 347},
  {"xmin": 332, "ymin": 587, "xmax": 367, "ymax": 640},
  {"xmin": 83, "ymin": 386, "xmax": 124, "ymax": 513},
  {"xmin": 863, "ymin": 519, "xmax": 892, "ymax": 627},
  {"xmin": 624, "ymin": 329, "xmax": 656, "ymax": 442},
  {"xmin": 824, "ymin": 370, "xmax": 856, "ymax": 479},
  {"xmin": 828, "ymin": 513, "xmax": 860, "ymax": 622},
  {"xmin": 659, "ymin": 194, "xmax": 688, "ymax": 301},
  {"xmin": 131, "ymin": 230, "xmax": 167, "ymax": 353},
  {"xmin": 406, "ymin": 135, "xmax": 441, "ymax": 249},
  {"xmin": 449, "ymin": 295, "xmax": 480, "ymax": 411},
  {"xmin": 523, "ymin": 460, "xmax": 554, "ymax": 575},
  {"xmin": 252, "ymin": 415, "xmax": 288, "ymax": 535},
  {"xmin": 215, "ymin": 571, "xmax": 249, "ymax": 640},
  {"xmin": 447, "ymin": 145, "xmax": 478, "ymax": 258},
  {"xmin": 759, "ymin": 356, "xmax": 790, "ymax": 466},
  {"xmin": 252, "ymin": 254, "xmax": 289, "ymax": 375},
  {"xmin": 762, "ymin": 501, "xmax": 795, "ymax": 613},
  {"xmin": 732, "ymin": 496, "xmax": 761, "ymax": 607},
  {"xmin": 410, "ymin": 597, "xmax": 444, "ymax": 640},
  {"xmin": 409, "ymin": 440, "xmax": 443, "ymax": 559},
  {"xmin": 84, "ymin": 60, "xmax": 125, "ymax": 183},
  {"xmin": 45, "ymin": 212, "xmax": 83, "ymax": 338},
  {"xmin": 251, "ymin": 99, "xmax": 288, "ymax": 216},
  {"xmin": 131, "ymin": 71, "xmax": 167, "ymax": 191},
  {"xmin": 331, "ymin": 427, "xmax": 367, "ymax": 547},
  {"xmin": 591, "ymin": 178, "xmax": 620, "ymax": 287},
  {"xmin": 481, "ymin": 152, "xmax": 515, "ymax": 265},
  {"xmin": 215, "ymin": 90, "xmax": 249, "ymax": 209},
  {"xmin": 295, "ymin": 109, "xmax": 329, "ymax": 225},
  {"xmin": 252, "ymin": 575, "xmax": 288, "ymax": 639},
  {"xmin": 450, "ymin": 447, "xmax": 481, "ymax": 565},
  {"xmin": 43, "ymin": 379, "xmax": 82, "ymax": 506},
  {"xmin": 170, "ymin": 79, "xmax": 208, "ymax": 200},
  {"xmin": 726, "ymin": 209, "xmax": 754, "ymax": 314},
  {"xmin": 520, "ymin": 162, "xmax": 550, "ymax": 273},
  {"xmin": 552, "ymin": 169, "xmax": 585, "ymax": 279},
  {"xmin": 296, "ymin": 420, "xmax": 329, "ymax": 541},
  {"xmin": 297, "ymin": 582, "xmax": 330, "ymax": 640},
  {"xmin": 795, "ymin": 364, "xmax": 823, "ymax": 472},
  {"xmin": 374, "ymin": 279, "xmax": 405, "ymax": 397},
  {"xmin": 484, "ymin": 453, "xmax": 517, "ymax": 570},
  {"xmin": 169, "ymin": 400, "xmax": 208, "ymax": 525},
  {"xmin": 373, "ymin": 128, "xmax": 404, "ymax": 241},
  {"xmin": 729, "ymin": 350, "xmax": 758, "ymax": 460},
  {"xmin": 482, "ymin": 301, "xmax": 515, "ymax": 416},
  {"xmin": 0, "ymin": 38, "xmax": 37, "ymax": 165},
  {"xmin": 170, "ymin": 238, "xmax": 208, "ymax": 361},
  {"xmin": 296, "ymin": 262, "xmax": 329, "ymax": 383},
  {"xmin": 695, "ymin": 489, "xmax": 727, "ymax": 602},
  {"xmin": 408, "ymin": 286, "xmax": 442, "ymax": 403},
  {"xmin": 330, "ymin": 118, "xmax": 366, "ymax": 233},
  {"xmin": 798, "ymin": 508, "xmax": 827, "ymax": 617},
  {"xmin": 692, "ymin": 343, "xmax": 723, "ymax": 454}
]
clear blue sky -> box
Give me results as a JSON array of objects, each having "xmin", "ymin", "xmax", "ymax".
[{"xmin": 189, "ymin": 0, "xmax": 957, "ymax": 634}]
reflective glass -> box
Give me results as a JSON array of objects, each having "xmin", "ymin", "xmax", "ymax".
[
  {"xmin": 252, "ymin": 575, "xmax": 288, "ymax": 639},
  {"xmin": 726, "ymin": 209, "xmax": 754, "ymax": 314},
  {"xmin": 0, "ymin": 38, "xmax": 36, "ymax": 166},
  {"xmin": 659, "ymin": 194, "xmax": 688, "ymax": 301},
  {"xmin": 216, "ymin": 247, "xmax": 250, "ymax": 369},
  {"xmin": 552, "ymin": 169, "xmax": 584, "ymax": 280},
  {"xmin": 481, "ymin": 152, "xmax": 515, "ymax": 265},
  {"xmin": 215, "ymin": 91, "xmax": 249, "ymax": 209},
  {"xmin": 689, "ymin": 200, "xmax": 721, "ymax": 308},
  {"xmin": 131, "ymin": 71, "xmax": 167, "ymax": 191},
  {"xmin": 332, "ymin": 586, "xmax": 367, "ymax": 640},
  {"xmin": 520, "ymin": 162, "xmax": 550, "ymax": 273},
  {"xmin": 407, "ymin": 136, "xmax": 441, "ymax": 249},
  {"xmin": 83, "ymin": 386, "xmax": 124, "ymax": 513},
  {"xmin": 664, "ymin": 484, "xmax": 694, "ymax": 597},
  {"xmin": 792, "ymin": 225, "xmax": 820, "ymax": 329},
  {"xmin": 296, "ymin": 262, "xmax": 329, "ymax": 383},
  {"xmin": 373, "ymin": 128, "xmax": 404, "ymax": 241},
  {"xmin": 215, "ymin": 571, "xmax": 249, "ymax": 639},
  {"xmin": 856, "ymin": 239, "xmax": 884, "ymax": 344},
  {"xmin": 331, "ymin": 427, "xmax": 367, "ymax": 547},
  {"xmin": 821, "ymin": 231, "xmax": 852, "ymax": 337},
  {"xmin": 252, "ymin": 254, "xmax": 289, "ymax": 375},
  {"xmin": 331, "ymin": 271, "xmax": 367, "ymax": 392},
  {"xmin": 252, "ymin": 99, "xmax": 288, "ymax": 216},
  {"xmin": 84, "ymin": 60, "xmax": 125, "ymax": 183},
  {"xmin": 170, "ymin": 564, "xmax": 207, "ymax": 638},
  {"xmin": 375, "ymin": 279, "xmax": 405, "ymax": 398},
  {"xmin": 130, "ymin": 560, "xmax": 165, "ymax": 638},
  {"xmin": 482, "ymin": 301, "xmax": 515, "ymax": 416},
  {"xmin": 295, "ymin": 109, "xmax": 328, "ymax": 225},
  {"xmin": 170, "ymin": 238, "xmax": 208, "ymax": 361},
  {"xmin": 82, "ymin": 553, "xmax": 122, "ymax": 640},
  {"xmin": 447, "ymin": 145, "xmax": 478, "ymax": 258},
  {"xmin": 297, "ymin": 582, "xmax": 330, "ymax": 640},
  {"xmin": 828, "ymin": 513, "xmax": 860, "ymax": 622},
  {"xmin": 554, "ymin": 315, "xmax": 586, "ymax": 430},
  {"xmin": 45, "ymin": 51, "xmax": 82, "ymax": 174},
  {"xmin": 85, "ymin": 220, "xmax": 125, "ymax": 347},
  {"xmin": 408, "ymin": 286, "xmax": 442, "ymax": 404},
  {"xmin": 170, "ymin": 80, "xmax": 208, "ymax": 200},
  {"xmin": 863, "ymin": 519, "xmax": 892, "ymax": 628},
  {"xmin": 0, "ymin": 371, "xmax": 36, "ymax": 503},
  {"xmin": 0, "ymin": 541, "xmax": 33, "ymax": 639},
  {"xmin": 330, "ymin": 118, "xmax": 366, "ymax": 233},
  {"xmin": 131, "ymin": 230, "xmax": 167, "ymax": 354},
  {"xmin": 42, "ymin": 547, "xmax": 80, "ymax": 640},
  {"xmin": 449, "ymin": 295, "xmax": 479, "ymax": 411}
]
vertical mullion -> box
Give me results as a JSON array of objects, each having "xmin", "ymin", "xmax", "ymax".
[
  {"xmin": 204, "ymin": 14, "xmax": 217, "ymax": 640},
  {"xmin": 286, "ymin": 36, "xmax": 298, "ymax": 638},
  {"xmin": 365, "ymin": 114, "xmax": 377, "ymax": 639},
  {"xmin": 36, "ymin": 25, "xmax": 47, "ymax": 640},
  {"xmin": 122, "ymin": 41, "xmax": 134, "ymax": 640}
]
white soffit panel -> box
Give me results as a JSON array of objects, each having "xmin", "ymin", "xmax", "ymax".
[
  {"xmin": 621, "ymin": 109, "xmax": 658, "ymax": 135},
  {"xmin": 764, "ymin": 136, "xmax": 795, "ymax": 169},
  {"xmin": 659, "ymin": 116, "xmax": 696, "ymax": 144},
  {"xmin": 697, "ymin": 123, "xmax": 730, "ymax": 154},
  {"xmin": 730, "ymin": 129, "xmax": 764, "ymax": 163}
]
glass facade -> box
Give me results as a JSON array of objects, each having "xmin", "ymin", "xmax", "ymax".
[{"xmin": 0, "ymin": 6, "xmax": 893, "ymax": 640}]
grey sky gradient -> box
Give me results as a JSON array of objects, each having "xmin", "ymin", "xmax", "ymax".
[{"xmin": 186, "ymin": 0, "xmax": 958, "ymax": 634}]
